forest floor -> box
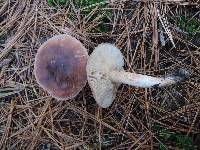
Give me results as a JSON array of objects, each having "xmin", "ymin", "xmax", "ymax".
[{"xmin": 0, "ymin": 0, "xmax": 200, "ymax": 149}]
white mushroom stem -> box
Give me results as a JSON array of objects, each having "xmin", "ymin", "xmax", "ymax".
[{"xmin": 109, "ymin": 70, "xmax": 185, "ymax": 88}]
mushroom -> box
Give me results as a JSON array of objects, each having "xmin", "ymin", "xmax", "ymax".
[
  {"xmin": 86, "ymin": 43, "xmax": 190, "ymax": 108},
  {"xmin": 34, "ymin": 34, "xmax": 88, "ymax": 100}
]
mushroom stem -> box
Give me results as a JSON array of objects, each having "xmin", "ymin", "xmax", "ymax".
[{"xmin": 109, "ymin": 69, "xmax": 190, "ymax": 88}]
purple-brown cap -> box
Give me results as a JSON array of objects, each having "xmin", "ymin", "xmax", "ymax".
[{"xmin": 34, "ymin": 34, "xmax": 88, "ymax": 100}]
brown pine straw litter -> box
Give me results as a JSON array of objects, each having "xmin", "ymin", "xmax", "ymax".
[{"xmin": 0, "ymin": 0, "xmax": 200, "ymax": 149}]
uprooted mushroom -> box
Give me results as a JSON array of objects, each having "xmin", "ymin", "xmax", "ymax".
[
  {"xmin": 34, "ymin": 34, "xmax": 88, "ymax": 100},
  {"xmin": 86, "ymin": 43, "xmax": 190, "ymax": 108}
]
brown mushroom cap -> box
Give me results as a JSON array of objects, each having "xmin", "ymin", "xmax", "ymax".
[{"xmin": 34, "ymin": 34, "xmax": 88, "ymax": 100}]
